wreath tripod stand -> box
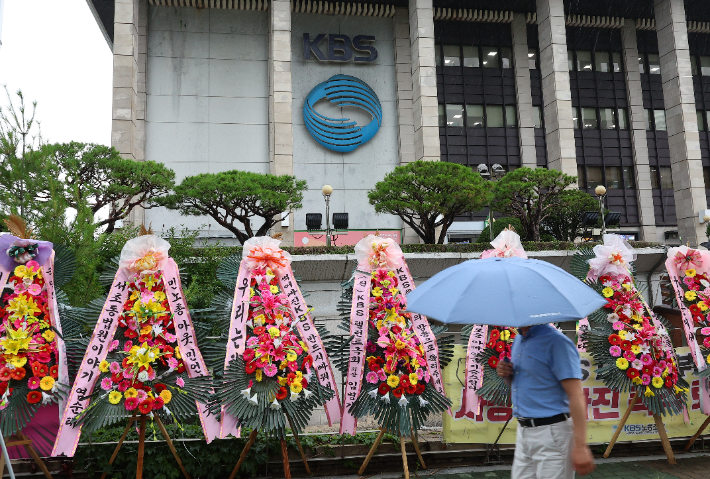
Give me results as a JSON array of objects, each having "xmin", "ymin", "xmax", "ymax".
[
  {"xmin": 99, "ymin": 413, "xmax": 190, "ymax": 479},
  {"xmin": 228, "ymin": 414, "xmax": 311, "ymax": 479},
  {"xmin": 0, "ymin": 431, "xmax": 52, "ymax": 479},
  {"xmin": 357, "ymin": 428, "xmax": 427, "ymax": 479}
]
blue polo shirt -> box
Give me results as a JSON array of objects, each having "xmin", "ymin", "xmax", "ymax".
[{"xmin": 510, "ymin": 324, "xmax": 582, "ymax": 419}]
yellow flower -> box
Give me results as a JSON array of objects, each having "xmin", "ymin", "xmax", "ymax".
[
  {"xmin": 372, "ymin": 287, "xmax": 383, "ymax": 297},
  {"xmin": 632, "ymin": 377, "xmax": 642, "ymax": 385},
  {"xmin": 500, "ymin": 330, "xmax": 510, "ymax": 341},
  {"xmin": 395, "ymin": 340, "xmax": 406, "ymax": 350},
  {"xmin": 686, "ymin": 269, "xmax": 697, "ymax": 277},
  {"xmin": 700, "ymin": 302, "xmax": 709, "ymax": 312},
  {"xmin": 389, "ymin": 288, "xmax": 399, "ymax": 296},
  {"xmin": 674, "ymin": 385, "xmax": 689, "ymax": 394},
  {"xmin": 411, "ymin": 358, "xmax": 420, "ymax": 369},
  {"xmin": 602, "ymin": 287, "xmax": 614, "ymax": 298},
  {"xmin": 616, "ymin": 358, "xmax": 629, "ymax": 370},
  {"xmin": 644, "ymin": 386, "xmax": 655, "ymax": 397},
  {"xmin": 409, "ymin": 373, "xmax": 418, "ymax": 385},
  {"xmin": 631, "ymin": 345, "xmax": 641, "ymax": 354},
  {"xmin": 290, "ymin": 381, "xmax": 303, "ymax": 393},
  {"xmin": 268, "ymin": 327, "xmax": 280, "ymax": 338},
  {"xmin": 662, "ymin": 368, "xmax": 669, "ymax": 378},
  {"xmin": 278, "ymin": 376, "xmax": 288, "ymax": 386},
  {"xmin": 270, "ymin": 285, "xmax": 279, "ymax": 294},
  {"xmin": 160, "ymin": 389, "xmax": 172, "ymax": 404},
  {"xmin": 381, "ymin": 280, "xmax": 391, "ymax": 288},
  {"xmin": 140, "ymin": 325, "xmax": 152, "ymax": 335},
  {"xmin": 250, "ymin": 288, "xmax": 255, "ymax": 297},
  {"xmin": 13, "ymin": 265, "xmax": 36, "ymax": 280},
  {"xmin": 299, "ymin": 341, "xmax": 308, "ymax": 353},
  {"xmin": 6, "ymin": 295, "xmax": 41, "ymax": 321},
  {"xmin": 387, "ymin": 375, "xmax": 400, "ymax": 388},
  {"xmin": 685, "ymin": 290, "xmax": 698, "ymax": 301},
  {"xmin": 40, "ymin": 376, "xmax": 55, "ymax": 391},
  {"xmin": 286, "ymin": 352, "xmax": 297, "ymax": 362},
  {"xmin": 0, "ymin": 327, "xmax": 31, "ymax": 355},
  {"xmin": 388, "ymin": 271, "xmax": 395, "ymax": 277},
  {"xmin": 8, "ymin": 355, "xmax": 27, "ymax": 368},
  {"xmin": 42, "ymin": 329, "xmax": 56, "ymax": 342},
  {"xmin": 618, "ymin": 330, "xmax": 627, "ymax": 340},
  {"xmin": 622, "ymin": 283, "xmax": 633, "ymax": 291},
  {"xmin": 125, "ymin": 388, "xmax": 138, "ymax": 399},
  {"xmin": 153, "ymin": 291, "xmax": 166, "ymax": 302},
  {"xmin": 255, "ymin": 369, "xmax": 263, "ymax": 382},
  {"xmin": 652, "ymin": 376, "xmax": 664, "ymax": 389},
  {"xmin": 109, "ymin": 391, "xmax": 122, "ymax": 404},
  {"xmin": 143, "ymin": 275, "xmax": 158, "ymax": 289},
  {"xmin": 130, "ymin": 290, "xmax": 141, "ymax": 301},
  {"xmin": 633, "ymin": 323, "xmax": 642, "ymax": 330},
  {"xmin": 99, "ymin": 360, "xmax": 110, "ymax": 373}
]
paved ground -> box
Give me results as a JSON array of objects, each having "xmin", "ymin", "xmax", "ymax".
[{"xmin": 311, "ymin": 453, "xmax": 710, "ymax": 479}]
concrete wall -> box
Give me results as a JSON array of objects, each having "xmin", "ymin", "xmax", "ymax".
[
  {"xmin": 144, "ymin": 6, "xmax": 270, "ymax": 236},
  {"xmin": 291, "ymin": 13, "xmax": 401, "ymax": 233}
]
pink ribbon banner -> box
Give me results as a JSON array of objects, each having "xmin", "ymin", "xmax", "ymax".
[
  {"xmin": 397, "ymin": 262, "xmax": 448, "ymax": 403},
  {"xmin": 163, "ymin": 259, "xmax": 221, "ymax": 442},
  {"xmin": 53, "ymin": 269, "xmax": 129, "ymax": 457},
  {"xmin": 220, "ymin": 262, "xmax": 250, "ymax": 439},
  {"xmin": 577, "ymin": 318, "xmax": 590, "ymax": 351},
  {"xmin": 0, "ymin": 264, "xmax": 9, "ymax": 293},
  {"xmin": 460, "ymin": 324, "xmax": 488, "ymax": 417},
  {"xmin": 279, "ymin": 267, "xmax": 342, "ymax": 425},
  {"xmin": 340, "ymin": 271, "xmax": 371, "ymax": 435}
]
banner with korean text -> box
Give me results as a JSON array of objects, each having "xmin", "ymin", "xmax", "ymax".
[{"xmin": 443, "ymin": 345, "xmax": 707, "ymax": 444}]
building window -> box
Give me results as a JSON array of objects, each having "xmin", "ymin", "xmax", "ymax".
[
  {"xmin": 581, "ymin": 108, "xmax": 598, "ymax": 129},
  {"xmin": 706, "ymin": 111, "xmax": 710, "ymax": 132},
  {"xmin": 501, "ymin": 47, "xmax": 512, "ymax": 69},
  {"xmin": 486, "ymin": 105, "xmax": 505, "ymax": 127},
  {"xmin": 463, "ymin": 46, "xmax": 480, "ymax": 68},
  {"xmin": 654, "ymin": 110, "xmax": 667, "ymax": 131},
  {"xmin": 704, "ymin": 167, "xmax": 710, "ymax": 189},
  {"xmin": 482, "ymin": 46, "xmax": 499, "ymax": 68},
  {"xmin": 701, "ymin": 56, "xmax": 710, "ymax": 76},
  {"xmin": 618, "ymin": 109, "xmax": 628, "ymax": 130},
  {"xmin": 612, "ymin": 52, "xmax": 622, "ymax": 73},
  {"xmin": 446, "ymin": 104, "xmax": 464, "ymax": 127},
  {"xmin": 644, "ymin": 109, "xmax": 652, "ymax": 130},
  {"xmin": 533, "ymin": 106, "xmax": 543, "ymax": 129},
  {"xmin": 568, "ymin": 50, "xmax": 575, "ymax": 71},
  {"xmin": 438, "ymin": 104, "xmax": 446, "ymax": 127},
  {"xmin": 528, "ymin": 49, "xmax": 538, "ymax": 69},
  {"xmin": 599, "ymin": 108, "xmax": 616, "ymax": 129},
  {"xmin": 443, "ymin": 45, "xmax": 461, "ymax": 67},
  {"xmin": 698, "ymin": 111, "xmax": 706, "ymax": 131},
  {"xmin": 505, "ymin": 105, "xmax": 517, "ymax": 127},
  {"xmin": 587, "ymin": 166, "xmax": 603, "ymax": 189},
  {"xmin": 572, "ymin": 107, "xmax": 580, "ymax": 129},
  {"xmin": 577, "ymin": 165, "xmax": 586, "ymax": 189},
  {"xmin": 623, "ymin": 166, "xmax": 635, "ymax": 188},
  {"xmin": 647, "ymin": 53, "xmax": 661, "ymax": 74},
  {"xmin": 650, "ymin": 166, "xmax": 659, "ymax": 189},
  {"xmin": 638, "ymin": 56, "xmax": 645, "ymax": 74},
  {"xmin": 466, "ymin": 105, "xmax": 484, "ymax": 128},
  {"xmin": 595, "ymin": 52, "xmax": 610, "ymax": 73},
  {"xmin": 691, "ymin": 55, "xmax": 699, "ymax": 76},
  {"xmin": 605, "ymin": 166, "xmax": 622, "ymax": 188},
  {"xmin": 659, "ymin": 166, "xmax": 673, "ymax": 189},
  {"xmin": 577, "ymin": 50, "xmax": 593, "ymax": 71}
]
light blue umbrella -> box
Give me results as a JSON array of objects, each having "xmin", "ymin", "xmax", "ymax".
[{"xmin": 406, "ymin": 257, "xmax": 607, "ymax": 327}]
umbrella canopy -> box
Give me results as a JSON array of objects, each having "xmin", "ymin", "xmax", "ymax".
[{"xmin": 406, "ymin": 257, "xmax": 607, "ymax": 327}]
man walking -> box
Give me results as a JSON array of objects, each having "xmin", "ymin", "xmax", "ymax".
[{"xmin": 496, "ymin": 324, "xmax": 595, "ymax": 478}]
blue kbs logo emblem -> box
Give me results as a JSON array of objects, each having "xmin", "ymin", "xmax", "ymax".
[{"xmin": 303, "ymin": 75, "xmax": 382, "ymax": 152}]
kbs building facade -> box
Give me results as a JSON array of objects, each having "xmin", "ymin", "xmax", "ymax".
[{"xmin": 89, "ymin": 0, "xmax": 710, "ymax": 246}]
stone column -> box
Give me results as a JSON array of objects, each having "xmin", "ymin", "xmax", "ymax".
[
  {"xmin": 112, "ymin": 0, "xmax": 147, "ymax": 225},
  {"xmin": 621, "ymin": 20, "xmax": 658, "ymax": 242},
  {"xmin": 511, "ymin": 13, "xmax": 537, "ymax": 169},
  {"xmin": 269, "ymin": 0, "xmax": 295, "ymax": 245},
  {"xmin": 536, "ymin": 0, "xmax": 577, "ymax": 176},
  {"xmin": 654, "ymin": 0, "xmax": 707, "ymax": 246},
  {"xmin": 408, "ymin": 0, "xmax": 439, "ymax": 162}
]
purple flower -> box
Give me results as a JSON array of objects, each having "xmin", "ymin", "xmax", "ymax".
[{"xmin": 609, "ymin": 345, "xmax": 622, "ymax": 357}]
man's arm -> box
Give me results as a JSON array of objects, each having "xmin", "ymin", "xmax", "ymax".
[
  {"xmin": 561, "ymin": 378, "xmax": 595, "ymax": 476},
  {"xmin": 495, "ymin": 360, "xmax": 513, "ymax": 387}
]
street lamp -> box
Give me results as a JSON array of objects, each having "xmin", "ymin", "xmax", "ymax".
[
  {"xmin": 322, "ymin": 185, "xmax": 333, "ymax": 246},
  {"xmin": 478, "ymin": 164, "xmax": 506, "ymax": 241},
  {"xmin": 595, "ymin": 185, "xmax": 607, "ymax": 236}
]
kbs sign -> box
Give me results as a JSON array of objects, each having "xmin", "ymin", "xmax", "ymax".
[{"xmin": 303, "ymin": 34, "xmax": 377, "ymax": 62}]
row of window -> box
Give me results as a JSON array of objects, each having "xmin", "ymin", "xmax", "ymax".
[
  {"xmin": 435, "ymin": 44, "xmax": 538, "ymax": 69},
  {"xmin": 577, "ymin": 165, "xmax": 675, "ymax": 190},
  {"xmin": 438, "ymin": 104, "xmax": 541, "ymax": 128},
  {"xmin": 691, "ymin": 56, "xmax": 710, "ymax": 76},
  {"xmin": 568, "ymin": 50, "xmax": 623, "ymax": 73}
]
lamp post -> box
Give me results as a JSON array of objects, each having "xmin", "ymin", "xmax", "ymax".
[
  {"xmin": 322, "ymin": 185, "xmax": 333, "ymax": 246},
  {"xmin": 478, "ymin": 164, "xmax": 506, "ymax": 242},
  {"xmin": 595, "ymin": 185, "xmax": 607, "ymax": 237}
]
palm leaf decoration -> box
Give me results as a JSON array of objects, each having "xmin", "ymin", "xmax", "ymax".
[
  {"xmin": 574, "ymin": 241, "xmax": 688, "ymax": 416},
  {"xmin": 332, "ymin": 267, "xmax": 453, "ymax": 437},
  {"xmin": 209, "ymin": 251, "xmax": 337, "ymax": 439}
]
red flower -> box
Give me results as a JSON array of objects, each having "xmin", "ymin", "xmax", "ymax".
[
  {"xmin": 489, "ymin": 329, "xmax": 501, "ymax": 342},
  {"xmin": 665, "ymin": 377, "xmax": 673, "ymax": 388},
  {"xmin": 111, "ymin": 373, "xmax": 123, "ymax": 384},
  {"xmin": 124, "ymin": 329, "xmax": 138, "ymax": 339},
  {"xmin": 378, "ymin": 383, "xmax": 390, "ymax": 395},
  {"xmin": 139, "ymin": 334, "xmax": 152, "ymax": 343},
  {"xmin": 245, "ymin": 361, "xmax": 257, "ymax": 374},
  {"xmin": 125, "ymin": 397, "xmax": 139, "ymax": 411},
  {"xmin": 620, "ymin": 340, "xmax": 632, "ymax": 351},
  {"xmin": 608, "ymin": 335, "xmax": 621, "ymax": 346},
  {"xmin": 486, "ymin": 340, "xmax": 496, "ymax": 350},
  {"xmin": 406, "ymin": 384, "xmax": 417, "ymax": 395},
  {"xmin": 416, "ymin": 383, "xmax": 426, "ymax": 394},
  {"xmin": 154, "ymin": 383, "xmax": 167, "ymax": 394},
  {"xmin": 391, "ymin": 325, "xmax": 402, "ymax": 335},
  {"xmin": 495, "ymin": 341, "xmax": 506, "ymax": 353},
  {"xmin": 177, "ymin": 361, "xmax": 186, "ymax": 373},
  {"xmin": 31, "ymin": 361, "xmax": 47, "ymax": 377},
  {"xmin": 27, "ymin": 391, "xmax": 42, "ymax": 404},
  {"xmin": 253, "ymin": 326, "xmax": 266, "ymax": 336},
  {"xmin": 10, "ymin": 368, "xmax": 26, "ymax": 380},
  {"xmin": 152, "ymin": 397, "xmax": 165, "ymax": 410},
  {"xmin": 642, "ymin": 365, "xmax": 652, "ymax": 376},
  {"xmin": 392, "ymin": 386, "xmax": 404, "ymax": 398},
  {"xmin": 690, "ymin": 304, "xmax": 701, "ymax": 315},
  {"xmin": 368, "ymin": 362, "xmax": 381, "ymax": 371},
  {"xmin": 488, "ymin": 356, "xmax": 499, "ymax": 368},
  {"xmin": 242, "ymin": 348, "xmax": 255, "ymax": 362},
  {"xmin": 138, "ymin": 399, "xmax": 153, "ymax": 415},
  {"xmin": 0, "ymin": 367, "xmax": 12, "ymax": 382},
  {"xmin": 301, "ymin": 377, "xmax": 308, "ymax": 389},
  {"xmin": 626, "ymin": 368, "xmax": 640, "ymax": 379},
  {"xmin": 400, "ymin": 375, "xmax": 411, "ymax": 388},
  {"xmin": 276, "ymin": 387, "xmax": 288, "ymax": 400},
  {"xmin": 50, "ymin": 365, "xmax": 58, "ymax": 379},
  {"xmin": 0, "ymin": 383, "xmax": 7, "ymax": 396}
]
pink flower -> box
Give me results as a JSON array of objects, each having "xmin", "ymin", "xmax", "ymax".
[
  {"xmin": 417, "ymin": 368, "xmax": 424, "ymax": 380},
  {"xmin": 609, "ymin": 346, "xmax": 622, "ymax": 357},
  {"xmin": 641, "ymin": 354, "xmax": 653, "ymax": 365},
  {"xmin": 164, "ymin": 332, "xmax": 177, "ymax": 343},
  {"xmin": 136, "ymin": 389, "xmax": 147, "ymax": 401},
  {"xmin": 124, "ymin": 397, "xmax": 139, "ymax": 411},
  {"xmin": 176, "ymin": 377, "xmax": 185, "ymax": 387},
  {"xmin": 148, "ymin": 368, "xmax": 156, "ymax": 380},
  {"xmin": 704, "ymin": 337, "xmax": 710, "ymax": 348},
  {"xmin": 612, "ymin": 322, "xmax": 625, "ymax": 331},
  {"xmin": 27, "ymin": 284, "xmax": 42, "ymax": 296},
  {"xmin": 623, "ymin": 351, "xmax": 636, "ymax": 362},
  {"xmin": 641, "ymin": 374, "xmax": 651, "ymax": 385},
  {"xmin": 27, "ymin": 376, "xmax": 41, "ymax": 390},
  {"xmin": 632, "ymin": 359, "xmax": 643, "ymax": 370},
  {"xmin": 124, "ymin": 341, "xmax": 133, "ymax": 352},
  {"xmin": 264, "ymin": 364, "xmax": 278, "ymax": 377},
  {"xmin": 13, "ymin": 283, "xmax": 27, "ymax": 294},
  {"xmin": 100, "ymin": 378, "xmax": 113, "ymax": 391},
  {"xmin": 377, "ymin": 369, "xmax": 387, "ymax": 381},
  {"xmin": 653, "ymin": 366, "xmax": 663, "ymax": 377},
  {"xmin": 684, "ymin": 276, "xmax": 696, "ymax": 286},
  {"xmin": 123, "ymin": 369, "xmax": 133, "ymax": 379},
  {"xmin": 366, "ymin": 372, "xmax": 379, "ymax": 383},
  {"xmin": 117, "ymin": 381, "xmax": 129, "ymax": 392},
  {"xmin": 108, "ymin": 340, "xmax": 120, "ymax": 352},
  {"xmin": 26, "ymin": 260, "xmax": 40, "ymax": 270},
  {"xmin": 168, "ymin": 357, "xmax": 178, "ymax": 369},
  {"xmin": 702, "ymin": 327, "xmax": 710, "ymax": 336},
  {"xmin": 110, "ymin": 362, "xmax": 122, "ymax": 374}
]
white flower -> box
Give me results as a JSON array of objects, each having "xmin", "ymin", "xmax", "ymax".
[
  {"xmin": 241, "ymin": 387, "xmax": 252, "ymax": 399},
  {"xmin": 625, "ymin": 332, "xmax": 636, "ymax": 341},
  {"xmin": 137, "ymin": 371, "xmax": 149, "ymax": 382},
  {"xmin": 290, "ymin": 391, "xmax": 300, "ymax": 402},
  {"xmin": 246, "ymin": 319, "xmax": 253, "ymax": 329},
  {"xmin": 137, "ymin": 347, "xmax": 147, "ymax": 355},
  {"xmin": 606, "ymin": 313, "xmax": 619, "ymax": 323},
  {"xmin": 701, "ymin": 280, "xmax": 710, "ymax": 288},
  {"xmin": 640, "ymin": 345, "xmax": 650, "ymax": 354},
  {"xmin": 41, "ymin": 392, "xmax": 53, "ymax": 405},
  {"xmin": 265, "ymin": 273, "xmax": 275, "ymax": 283},
  {"xmin": 418, "ymin": 397, "xmax": 429, "ymax": 407},
  {"xmin": 273, "ymin": 339, "xmax": 281, "ymax": 348},
  {"xmin": 381, "ymin": 393, "xmax": 390, "ymax": 404},
  {"xmin": 305, "ymin": 371, "xmax": 313, "ymax": 382},
  {"xmin": 270, "ymin": 399, "xmax": 281, "ymax": 410},
  {"xmin": 152, "ymin": 324, "xmax": 164, "ymax": 336},
  {"xmin": 398, "ymin": 396, "xmax": 409, "ymax": 407},
  {"xmin": 368, "ymin": 389, "xmax": 378, "ymax": 398},
  {"xmin": 248, "ymin": 394, "xmax": 259, "ymax": 406},
  {"xmin": 302, "ymin": 389, "xmax": 313, "ymax": 399},
  {"xmin": 254, "ymin": 275, "xmax": 264, "ymax": 285}
]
